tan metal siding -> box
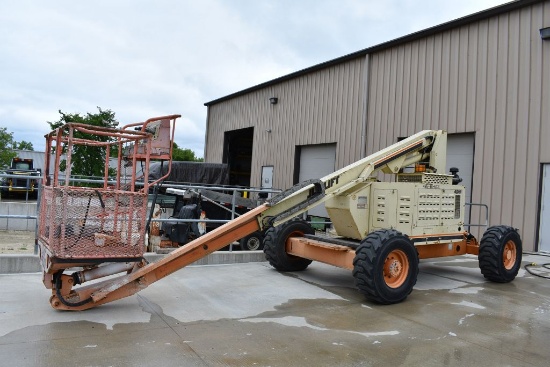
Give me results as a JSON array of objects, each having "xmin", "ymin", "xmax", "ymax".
[
  {"xmin": 366, "ymin": 1, "xmax": 550, "ymax": 250},
  {"xmin": 205, "ymin": 59, "xmax": 366, "ymax": 190}
]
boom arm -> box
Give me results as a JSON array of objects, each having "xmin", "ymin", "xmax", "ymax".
[
  {"xmin": 47, "ymin": 130, "xmax": 446, "ymax": 310},
  {"xmin": 258, "ymin": 130, "xmax": 447, "ymax": 229}
]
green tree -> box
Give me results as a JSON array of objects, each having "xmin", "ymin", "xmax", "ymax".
[
  {"xmin": 48, "ymin": 107, "xmax": 118, "ymax": 178},
  {"xmin": 13, "ymin": 140, "xmax": 34, "ymax": 150},
  {"xmin": 172, "ymin": 142, "xmax": 203, "ymax": 162},
  {"xmin": 0, "ymin": 127, "xmax": 16, "ymax": 168}
]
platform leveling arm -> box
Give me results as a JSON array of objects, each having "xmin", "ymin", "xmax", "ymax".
[{"xmin": 257, "ymin": 130, "xmax": 447, "ymax": 229}]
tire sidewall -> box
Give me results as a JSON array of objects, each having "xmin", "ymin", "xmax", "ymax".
[
  {"xmin": 264, "ymin": 219, "xmax": 314, "ymax": 271},
  {"xmin": 370, "ymin": 236, "xmax": 418, "ymax": 303},
  {"xmin": 482, "ymin": 228, "xmax": 522, "ymax": 282},
  {"xmin": 353, "ymin": 230, "xmax": 419, "ymax": 304}
]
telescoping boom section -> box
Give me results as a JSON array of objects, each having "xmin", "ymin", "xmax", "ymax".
[{"xmin": 39, "ymin": 128, "xmax": 522, "ymax": 310}]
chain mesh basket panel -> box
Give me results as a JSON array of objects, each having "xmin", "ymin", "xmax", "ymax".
[{"xmin": 39, "ymin": 187, "xmax": 147, "ymax": 259}]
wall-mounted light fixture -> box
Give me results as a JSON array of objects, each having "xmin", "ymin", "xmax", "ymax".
[
  {"xmin": 265, "ymin": 129, "xmax": 272, "ymax": 133},
  {"xmin": 269, "ymin": 97, "xmax": 278, "ymax": 105},
  {"xmin": 541, "ymin": 27, "xmax": 550, "ymax": 40}
]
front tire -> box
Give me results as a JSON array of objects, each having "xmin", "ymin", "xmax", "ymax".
[
  {"xmin": 353, "ymin": 229, "xmax": 419, "ymax": 304},
  {"xmin": 263, "ymin": 219, "xmax": 313, "ymax": 271},
  {"xmin": 479, "ymin": 225, "xmax": 522, "ymax": 282}
]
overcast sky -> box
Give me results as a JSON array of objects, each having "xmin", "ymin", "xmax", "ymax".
[{"xmin": 0, "ymin": 0, "xmax": 510, "ymax": 157}]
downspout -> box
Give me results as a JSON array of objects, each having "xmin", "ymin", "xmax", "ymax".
[
  {"xmin": 203, "ymin": 107, "xmax": 210, "ymax": 162},
  {"xmin": 360, "ymin": 53, "xmax": 370, "ymax": 159}
]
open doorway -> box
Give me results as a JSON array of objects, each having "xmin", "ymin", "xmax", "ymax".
[
  {"xmin": 223, "ymin": 127, "xmax": 254, "ymax": 186},
  {"xmin": 446, "ymin": 133, "xmax": 475, "ymax": 226}
]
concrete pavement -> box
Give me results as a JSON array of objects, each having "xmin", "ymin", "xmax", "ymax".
[{"xmin": 1, "ymin": 254, "xmax": 549, "ymax": 367}]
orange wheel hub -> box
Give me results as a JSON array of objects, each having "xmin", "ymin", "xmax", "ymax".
[
  {"xmin": 383, "ymin": 249, "xmax": 409, "ymax": 288},
  {"xmin": 503, "ymin": 240, "xmax": 517, "ymax": 270}
]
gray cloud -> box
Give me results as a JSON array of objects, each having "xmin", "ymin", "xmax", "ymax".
[{"xmin": 0, "ymin": 0, "xmax": 509, "ymax": 156}]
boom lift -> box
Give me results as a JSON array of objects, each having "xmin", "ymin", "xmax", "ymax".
[{"xmin": 38, "ymin": 124, "xmax": 522, "ymax": 310}]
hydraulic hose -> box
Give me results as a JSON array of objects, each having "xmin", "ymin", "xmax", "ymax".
[{"xmin": 54, "ymin": 271, "xmax": 93, "ymax": 307}]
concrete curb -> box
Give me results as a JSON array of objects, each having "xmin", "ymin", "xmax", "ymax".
[{"xmin": 0, "ymin": 251, "xmax": 267, "ymax": 274}]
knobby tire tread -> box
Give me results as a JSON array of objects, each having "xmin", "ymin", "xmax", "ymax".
[
  {"xmin": 263, "ymin": 219, "xmax": 313, "ymax": 272},
  {"xmin": 479, "ymin": 225, "xmax": 522, "ymax": 283},
  {"xmin": 352, "ymin": 229, "xmax": 418, "ymax": 304}
]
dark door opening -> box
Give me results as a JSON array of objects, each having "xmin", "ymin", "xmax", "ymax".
[{"xmin": 223, "ymin": 127, "xmax": 254, "ymax": 186}]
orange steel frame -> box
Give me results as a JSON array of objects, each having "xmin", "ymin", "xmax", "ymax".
[
  {"xmin": 41, "ymin": 115, "xmax": 183, "ymax": 309},
  {"xmin": 285, "ymin": 233, "xmax": 480, "ymax": 271},
  {"xmin": 43, "ymin": 114, "xmax": 180, "ymax": 190}
]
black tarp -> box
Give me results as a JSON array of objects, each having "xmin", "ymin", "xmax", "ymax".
[{"xmin": 148, "ymin": 161, "xmax": 229, "ymax": 185}]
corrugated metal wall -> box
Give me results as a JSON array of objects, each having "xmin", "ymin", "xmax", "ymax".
[
  {"xmin": 366, "ymin": 1, "xmax": 550, "ymax": 249},
  {"xmin": 205, "ymin": 57, "xmax": 366, "ymax": 190},
  {"xmin": 205, "ymin": 1, "xmax": 549, "ymax": 250}
]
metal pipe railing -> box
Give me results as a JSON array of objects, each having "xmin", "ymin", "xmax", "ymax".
[
  {"xmin": 0, "ymin": 172, "xmax": 41, "ymax": 202},
  {"xmin": 1, "ymin": 173, "xmax": 281, "ymax": 252},
  {"xmin": 464, "ymin": 203, "xmax": 489, "ymax": 229}
]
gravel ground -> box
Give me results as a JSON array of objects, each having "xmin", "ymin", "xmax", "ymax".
[{"xmin": 0, "ymin": 231, "xmax": 36, "ymax": 254}]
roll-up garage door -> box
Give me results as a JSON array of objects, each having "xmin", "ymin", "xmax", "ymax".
[
  {"xmin": 446, "ymin": 133, "xmax": 475, "ymax": 226},
  {"xmin": 298, "ymin": 143, "xmax": 336, "ymax": 218}
]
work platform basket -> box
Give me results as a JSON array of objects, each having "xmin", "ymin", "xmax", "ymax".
[{"xmin": 38, "ymin": 115, "xmax": 180, "ymax": 261}]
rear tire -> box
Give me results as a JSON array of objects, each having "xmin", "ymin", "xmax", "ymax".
[
  {"xmin": 239, "ymin": 231, "xmax": 264, "ymax": 251},
  {"xmin": 263, "ymin": 219, "xmax": 313, "ymax": 271},
  {"xmin": 479, "ymin": 225, "xmax": 522, "ymax": 282},
  {"xmin": 353, "ymin": 229, "xmax": 418, "ymax": 304}
]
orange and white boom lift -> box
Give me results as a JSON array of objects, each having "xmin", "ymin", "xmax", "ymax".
[{"xmin": 38, "ymin": 120, "xmax": 522, "ymax": 310}]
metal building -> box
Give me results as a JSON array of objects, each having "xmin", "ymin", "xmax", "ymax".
[{"xmin": 204, "ymin": 0, "xmax": 550, "ymax": 252}]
